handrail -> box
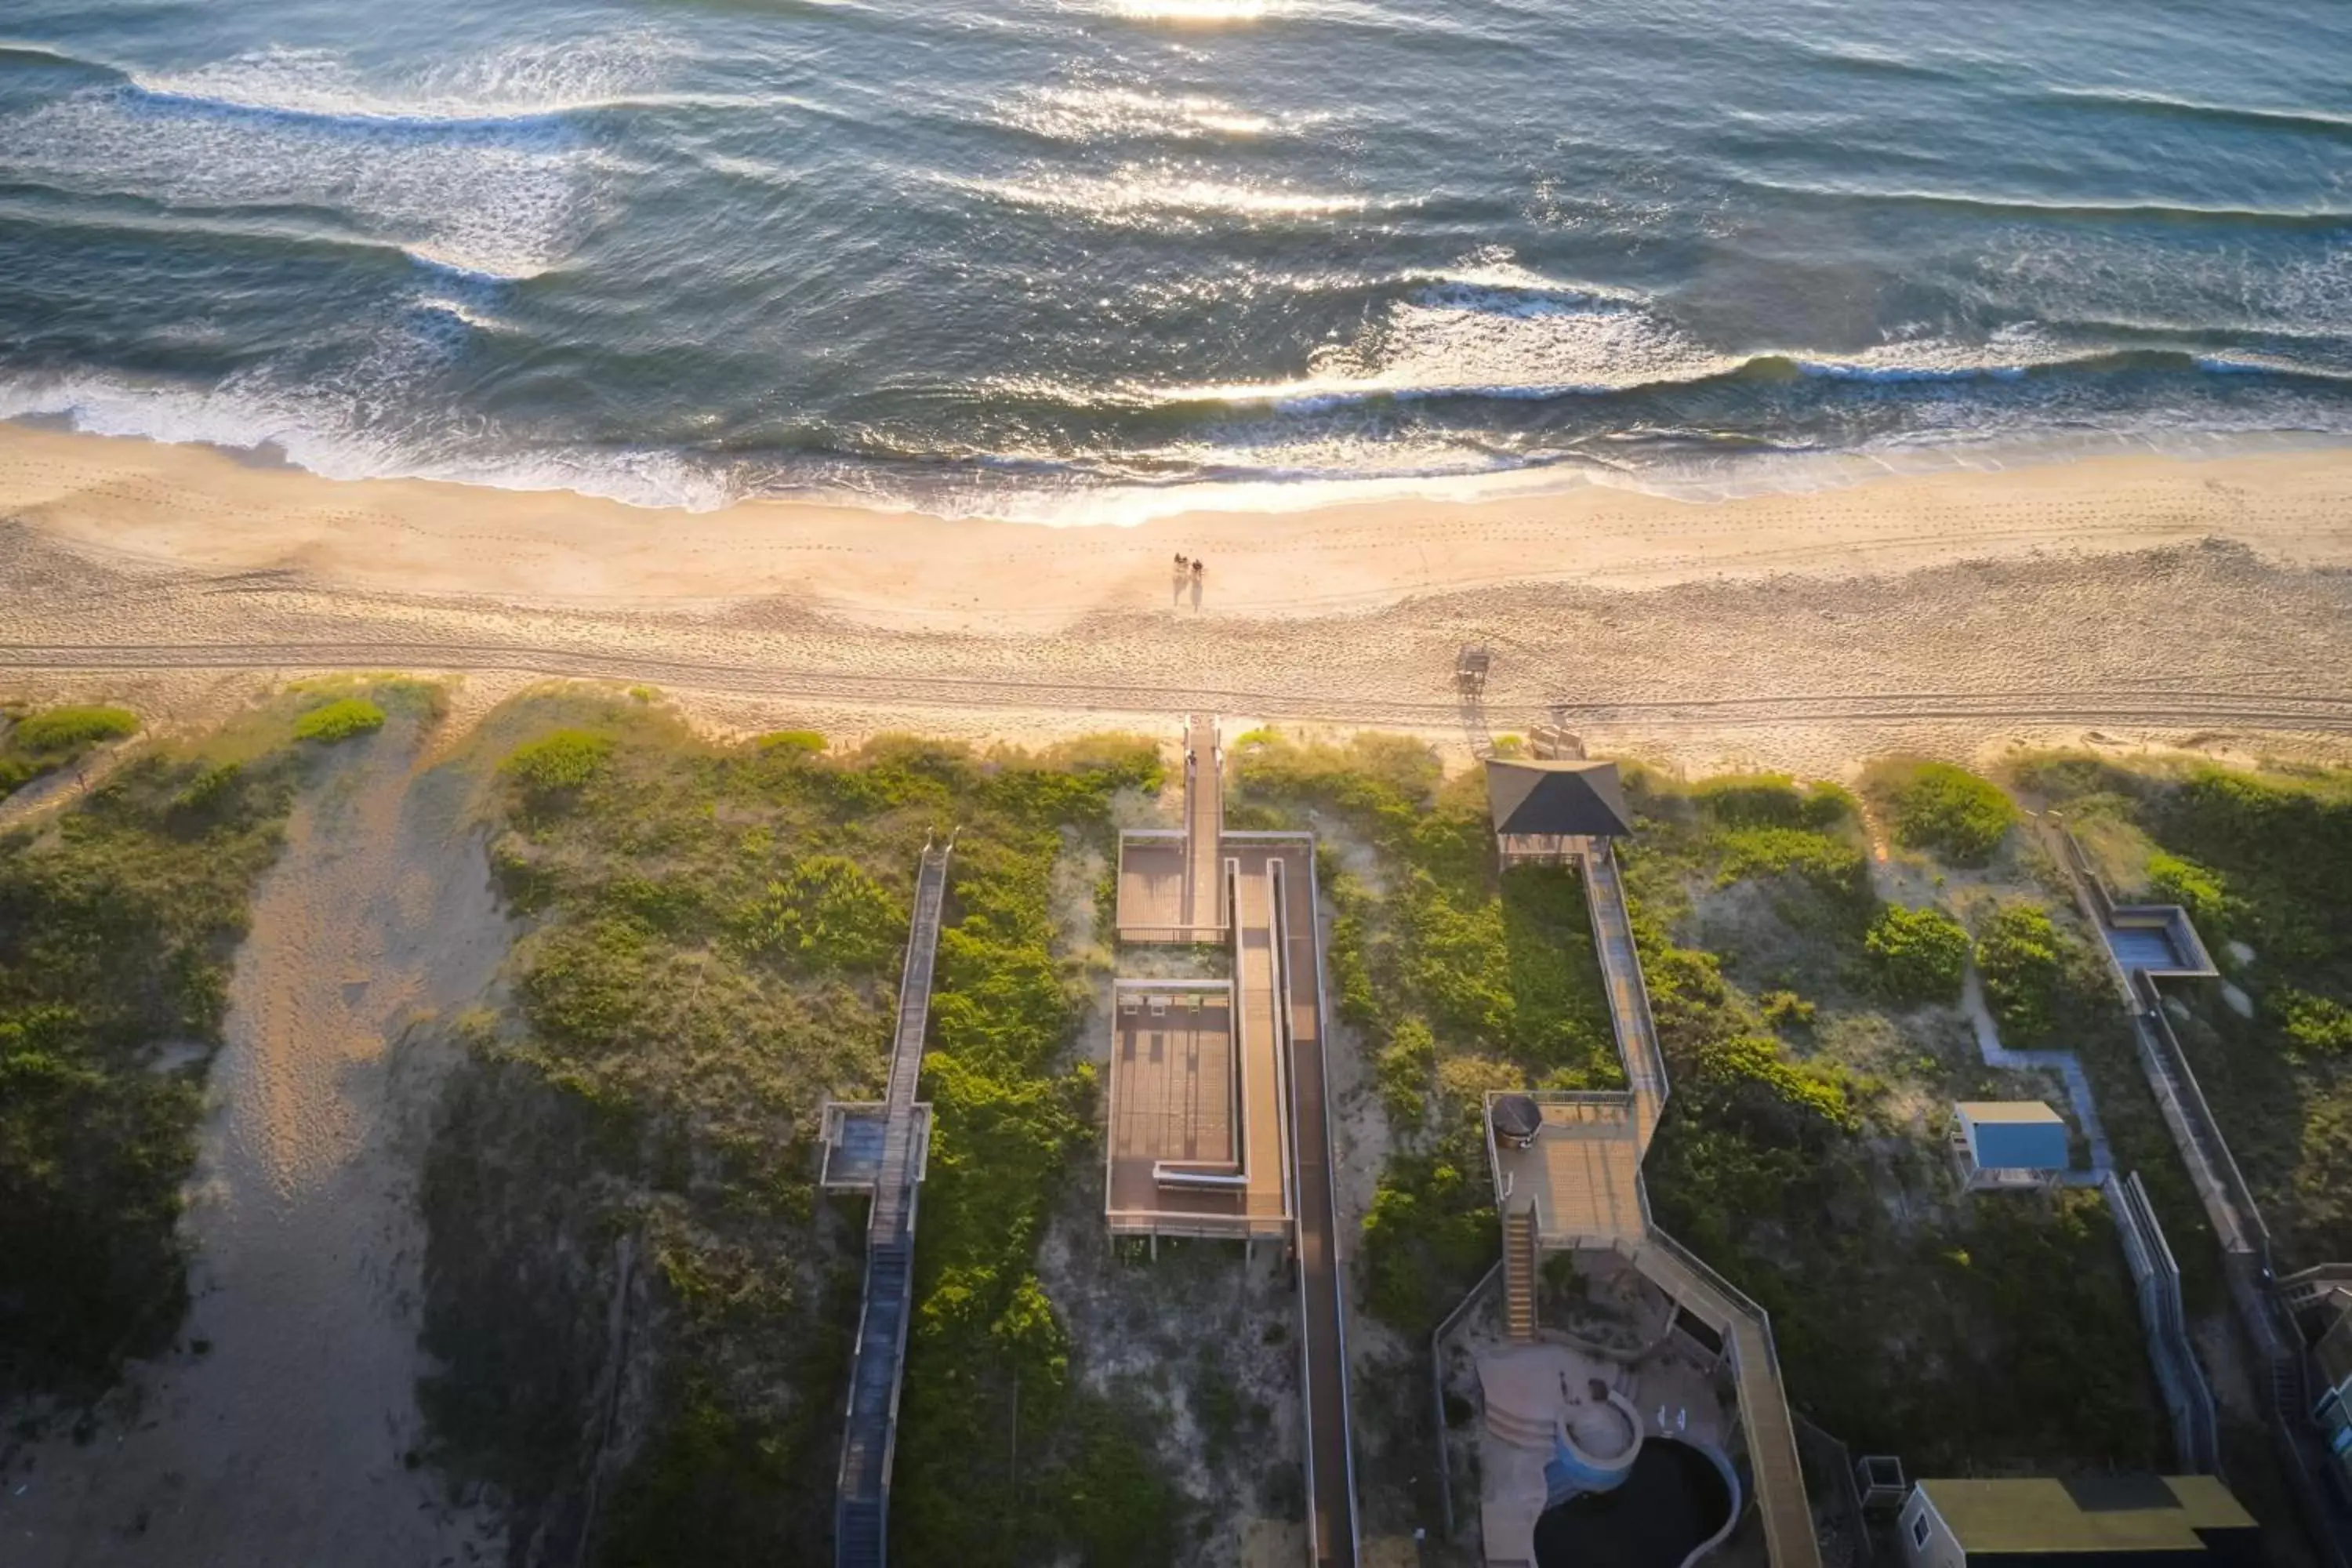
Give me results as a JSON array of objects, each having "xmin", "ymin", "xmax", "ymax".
[
  {"xmin": 834, "ymin": 841, "xmax": 953, "ymax": 1568},
  {"xmin": 1429, "ymin": 1261, "xmax": 1504, "ymax": 1542},
  {"xmin": 1295, "ymin": 845, "xmax": 1362, "ymax": 1567},
  {"xmin": 2107, "ymin": 1169, "xmax": 2221, "ymax": 1472}
]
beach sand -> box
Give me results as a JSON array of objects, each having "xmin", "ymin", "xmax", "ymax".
[
  {"xmin": 4, "ymin": 423, "xmax": 2352, "ymax": 776},
  {"xmin": 4, "ymin": 423, "xmax": 2351, "ymax": 625}
]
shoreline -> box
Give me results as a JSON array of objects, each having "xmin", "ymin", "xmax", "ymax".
[{"xmin": 5, "ymin": 422, "xmax": 2352, "ymax": 633}]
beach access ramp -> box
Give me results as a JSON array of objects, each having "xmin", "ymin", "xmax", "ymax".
[
  {"xmin": 1109, "ymin": 716, "xmax": 1360, "ymax": 1566},
  {"xmin": 831, "ymin": 839, "xmax": 952, "ymax": 1568}
]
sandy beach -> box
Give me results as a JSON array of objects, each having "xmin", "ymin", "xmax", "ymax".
[
  {"xmin": 5, "ymin": 423, "xmax": 2352, "ymax": 774},
  {"xmin": 5, "ymin": 425, "xmax": 2352, "ymax": 626}
]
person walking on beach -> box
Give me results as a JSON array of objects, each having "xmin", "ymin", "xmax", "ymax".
[{"xmin": 1175, "ymin": 551, "xmax": 1188, "ymax": 568}]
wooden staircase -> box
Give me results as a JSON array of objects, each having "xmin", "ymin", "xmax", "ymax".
[{"xmin": 1503, "ymin": 1203, "xmax": 1537, "ymax": 1343}]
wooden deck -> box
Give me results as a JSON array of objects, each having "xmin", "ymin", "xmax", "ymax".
[
  {"xmin": 1104, "ymin": 717, "xmax": 1358, "ymax": 1565},
  {"xmin": 1491, "ymin": 1098, "xmax": 1645, "ymax": 1247},
  {"xmin": 1239, "ymin": 844, "xmax": 1356, "ymax": 1568},
  {"xmin": 1114, "ymin": 713, "xmax": 1229, "ymax": 943}
]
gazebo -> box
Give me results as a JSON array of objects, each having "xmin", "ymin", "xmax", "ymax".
[{"xmin": 1486, "ymin": 758, "xmax": 1632, "ymax": 868}]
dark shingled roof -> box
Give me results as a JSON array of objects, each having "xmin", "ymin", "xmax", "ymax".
[{"xmin": 1486, "ymin": 759, "xmax": 1632, "ymax": 838}]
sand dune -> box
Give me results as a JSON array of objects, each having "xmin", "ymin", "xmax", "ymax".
[{"xmin": 1, "ymin": 718, "xmax": 507, "ymax": 1568}]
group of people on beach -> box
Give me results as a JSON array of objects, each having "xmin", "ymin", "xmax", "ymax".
[{"xmin": 1174, "ymin": 551, "xmax": 1205, "ymax": 579}]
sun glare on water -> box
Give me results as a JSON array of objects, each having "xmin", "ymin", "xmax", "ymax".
[{"xmin": 1102, "ymin": 0, "xmax": 1275, "ymax": 23}]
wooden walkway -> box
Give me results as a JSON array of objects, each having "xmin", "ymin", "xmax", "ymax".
[
  {"xmin": 1627, "ymin": 1233, "xmax": 1817, "ymax": 1568},
  {"xmin": 1183, "ymin": 713, "xmax": 1225, "ymax": 934},
  {"xmin": 1255, "ymin": 847, "xmax": 1357, "ymax": 1568},
  {"xmin": 1102, "ymin": 718, "xmax": 1358, "ymax": 1563},
  {"xmin": 834, "ymin": 841, "xmax": 952, "ymax": 1568},
  {"xmin": 1519, "ymin": 840, "xmax": 1819, "ymax": 1568},
  {"xmin": 1105, "ymin": 714, "xmax": 1358, "ymax": 1566}
]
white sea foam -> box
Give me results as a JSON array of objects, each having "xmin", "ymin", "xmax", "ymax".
[
  {"xmin": 1792, "ymin": 324, "xmax": 2066, "ymax": 382},
  {"xmin": 0, "ymin": 359, "xmax": 739, "ymax": 514},
  {"xmin": 1149, "ymin": 275, "xmax": 1740, "ymax": 405},
  {"xmin": 123, "ymin": 34, "xmax": 689, "ymax": 125},
  {"xmin": 0, "ymin": 85, "xmax": 604, "ymax": 279}
]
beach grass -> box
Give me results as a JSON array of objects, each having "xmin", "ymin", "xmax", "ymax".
[{"xmin": 416, "ymin": 692, "xmax": 1185, "ymax": 1566}]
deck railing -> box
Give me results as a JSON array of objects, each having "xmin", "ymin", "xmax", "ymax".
[{"xmin": 834, "ymin": 841, "xmax": 952, "ymax": 1568}]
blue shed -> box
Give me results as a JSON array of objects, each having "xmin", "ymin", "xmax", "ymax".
[{"xmin": 1956, "ymin": 1102, "xmax": 2069, "ymax": 1174}]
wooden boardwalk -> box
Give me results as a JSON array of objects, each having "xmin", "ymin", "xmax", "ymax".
[
  {"xmin": 1184, "ymin": 713, "xmax": 1225, "ymax": 933},
  {"xmin": 834, "ymin": 842, "xmax": 951, "ymax": 1568},
  {"xmin": 1250, "ymin": 845, "xmax": 1357, "ymax": 1568},
  {"xmin": 1105, "ymin": 716, "xmax": 1358, "ymax": 1566},
  {"xmin": 1494, "ymin": 838, "xmax": 1819, "ymax": 1568}
]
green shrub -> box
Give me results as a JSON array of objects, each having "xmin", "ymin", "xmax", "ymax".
[
  {"xmin": 738, "ymin": 855, "xmax": 902, "ymax": 972},
  {"xmin": 2277, "ymin": 990, "xmax": 2352, "ymax": 1059},
  {"xmin": 1374, "ymin": 1018, "xmax": 1437, "ymax": 1126},
  {"xmin": 1977, "ymin": 902, "xmax": 2067, "ymax": 1039},
  {"xmin": 13, "ymin": 704, "xmax": 137, "ymax": 754},
  {"xmin": 1715, "ymin": 826, "xmax": 1871, "ymax": 904},
  {"xmin": 1760, "ymin": 990, "xmax": 1817, "ymax": 1029},
  {"xmin": 1693, "ymin": 774, "xmax": 1855, "ymax": 831},
  {"xmin": 503, "ymin": 729, "xmax": 611, "ymax": 791},
  {"xmin": 1882, "ymin": 763, "xmax": 2019, "ymax": 865},
  {"xmin": 1864, "ymin": 905, "xmax": 1972, "ymax": 1004},
  {"xmin": 291, "ymin": 697, "xmax": 386, "ymax": 743},
  {"xmin": 1361, "ymin": 1152, "xmax": 1497, "ymax": 1333},
  {"xmin": 755, "ymin": 730, "xmax": 825, "ymax": 754},
  {"xmin": 2146, "ymin": 851, "xmax": 2230, "ymax": 936},
  {"xmin": 1685, "ymin": 1031, "xmax": 1856, "ymax": 1131}
]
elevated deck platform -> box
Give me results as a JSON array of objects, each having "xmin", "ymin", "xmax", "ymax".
[
  {"xmin": 821, "ymin": 1101, "xmax": 932, "ymax": 1192},
  {"xmin": 1105, "ymin": 976, "xmax": 1290, "ymax": 1238},
  {"xmin": 1116, "ymin": 713, "xmax": 1228, "ymax": 942},
  {"xmin": 1105, "ymin": 717, "xmax": 1359, "ymax": 1567},
  {"xmin": 1488, "ymin": 1095, "xmax": 1646, "ymax": 1249}
]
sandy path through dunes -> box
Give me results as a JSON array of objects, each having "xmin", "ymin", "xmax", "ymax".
[{"xmin": 3, "ymin": 718, "xmax": 510, "ymax": 1568}]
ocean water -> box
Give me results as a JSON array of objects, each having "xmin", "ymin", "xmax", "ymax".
[{"xmin": 1, "ymin": 0, "xmax": 2347, "ymax": 521}]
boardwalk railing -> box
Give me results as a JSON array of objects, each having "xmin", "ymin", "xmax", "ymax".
[
  {"xmin": 835, "ymin": 840, "xmax": 953, "ymax": 1568},
  {"xmin": 2045, "ymin": 818, "xmax": 2352, "ymax": 1566},
  {"xmin": 2107, "ymin": 1170, "xmax": 2221, "ymax": 1473},
  {"xmin": 1577, "ymin": 843, "xmax": 1668, "ymax": 1144},
  {"xmin": 1563, "ymin": 838, "xmax": 1820, "ymax": 1568},
  {"xmin": 1428, "ymin": 1261, "xmax": 1504, "ymax": 1543}
]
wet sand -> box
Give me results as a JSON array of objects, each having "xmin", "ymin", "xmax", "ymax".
[{"xmin": 2, "ymin": 423, "xmax": 2349, "ymax": 633}]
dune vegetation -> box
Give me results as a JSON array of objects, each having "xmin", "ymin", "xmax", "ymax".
[
  {"xmin": 2016, "ymin": 751, "xmax": 2352, "ymax": 1267},
  {"xmin": 0, "ymin": 702, "xmax": 140, "ymax": 800},
  {"xmin": 1617, "ymin": 766, "xmax": 2165, "ymax": 1469},
  {"xmin": 0, "ymin": 706, "xmax": 311, "ymax": 1403},
  {"xmin": 289, "ymin": 695, "xmax": 387, "ymax": 744},
  {"xmin": 416, "ymin": 693, "xmax": 1184, "ymax": 1567},
  {"xmin": 1232, "ymin": 735, "xmax": 2165, "ymax": 1501}
]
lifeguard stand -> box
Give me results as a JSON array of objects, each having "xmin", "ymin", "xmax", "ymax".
[{"xmin": 1455, "ymin": 643, "xmax": 1491, "ymax": 696}]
